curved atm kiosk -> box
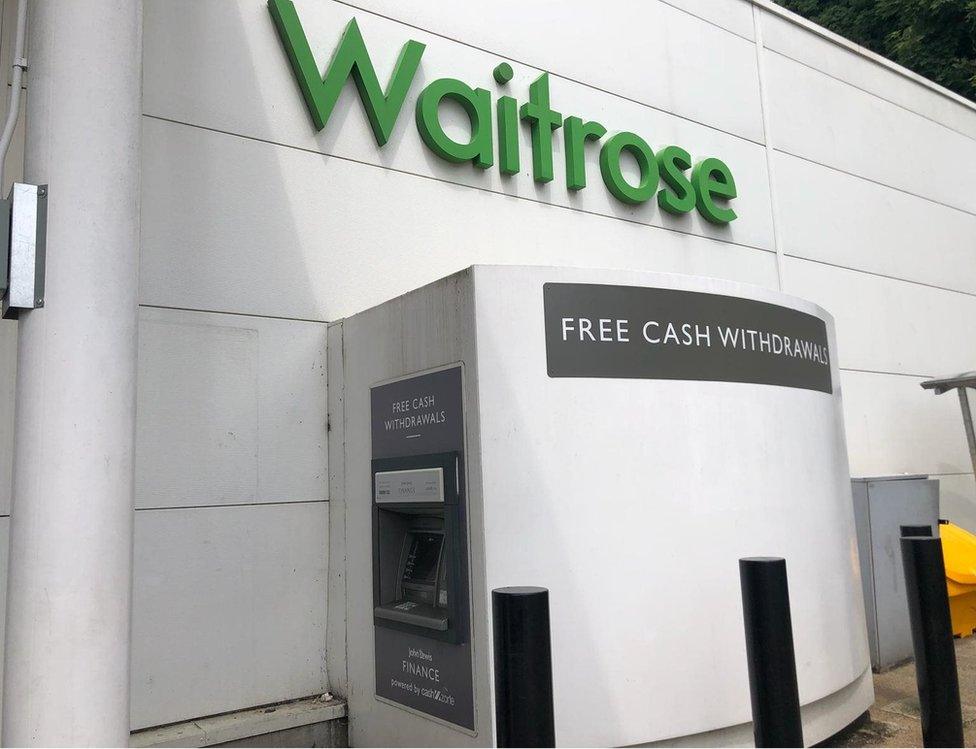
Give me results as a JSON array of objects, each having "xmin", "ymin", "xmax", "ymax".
[{"xmin": 327, "ymin": 265, "xmax": 872, "ymax": 746}]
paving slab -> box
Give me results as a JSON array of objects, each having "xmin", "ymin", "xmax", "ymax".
[{"xmin": 824, "ymin": 636, "xmax": 976, "ymax": 747}]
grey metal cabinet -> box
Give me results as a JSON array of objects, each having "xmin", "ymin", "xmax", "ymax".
[{"xmin": 852, "ymin": 476, "xmax": 940, "ymax": 671}]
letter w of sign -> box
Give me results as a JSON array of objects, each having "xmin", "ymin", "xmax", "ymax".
[{"xmin": 268, "ymin": 0, "xmax": 425, "ymax": 145}]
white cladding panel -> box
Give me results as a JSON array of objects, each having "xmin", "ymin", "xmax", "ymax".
[
  {"xmin": 126, "ymin": 305, "xmax": 329, "ymax": 730},
  {"xmin": 128, "ymin": 307, "xmax": 328, "ymax": 728},
  {"xmin": 652, "ymin": 0, "xmax": 757, "ymax": 39},
  {"xmin": 339, "ymin": 0, "xmax": 765, "ymax": 141},
  {"xmin": 765, "ymin": 50, "xmax": 976, "ymax": 214},
  {"xmin": 759, "ymin": 8, "xmax": 976, "ymax": 140},
  {"xmin": 141, "ymin": 119, "xmax": 778, "ymax": 321},
  {"xmin": 136, "ymin": 308, "xmax": 328, "ymax": 509},
  {"xmin": 840, "ymin": 369, "xmax": 973, "ymax": 478},
  {"xmin": 131, "ymin": 502, "xmax": 329, "ymax": 730},
  {"xmin": 142, "ymin": 1, "xmax": 774, "ymax": 257},
  {"xmin": 785, "ymin": 258, "xmax": 976, "ymax": 377},
  {"xmin": 471, "ymin": 266, "xmax": 869, "ymax": 745},
  {"xmin": 775, "ymin": 152, "xmax": 976, "ymax": 295}
]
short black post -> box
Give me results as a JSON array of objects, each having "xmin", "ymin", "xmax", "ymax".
[
  {"xmin": 492, "ymin": 586, "xmax": 555, "ymax": 748},
  {"xmin": 900, "ymin": 536, "xmax": 964, "ymax": 747},
  {"xmin": 901, "ymin": 524, "xmax": 933, "ymax": 538},
  {"xmin": 739, "ymin": 557, "xmax": 803, "ymax": 748}
]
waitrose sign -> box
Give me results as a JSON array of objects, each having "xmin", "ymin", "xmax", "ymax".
[{"xmin": 269, "ymin": 0, "xmax": 738, "ymax": 224}]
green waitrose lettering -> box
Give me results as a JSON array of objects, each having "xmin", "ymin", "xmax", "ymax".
[{"xmin": 268, "ymin": 0, "xmax": 738, "ymax": 224}]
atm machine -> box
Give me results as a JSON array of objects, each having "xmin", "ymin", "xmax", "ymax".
[{"xmin": 326, "ymin": 265, "xmax": 872, "ymax": 747}]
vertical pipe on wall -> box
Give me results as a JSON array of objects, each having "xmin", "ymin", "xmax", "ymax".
[
  {"xmin": 751, "ymin": 4, "xmax": 788, "ymax": 292},
  {"xmin": 2, "ymin": 1, "xmax": 142, "ymax": 744},
  {"xmin": 0, "ymin": 0, "xmax": 27, "ymax": 191}
]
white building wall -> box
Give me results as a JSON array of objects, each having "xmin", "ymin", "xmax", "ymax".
[
  {"xmin": 0, "ymin": 0, "xmax": 973, "ymax": 731},
  {"xmin": 129, "ymin": 307, "xmax": 329, "ymax": 729},
  {"xmin": 753, "ymin": 8, "xmax": 976, "ymax": 527}
]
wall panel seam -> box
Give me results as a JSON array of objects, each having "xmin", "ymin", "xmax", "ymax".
[
  {"xmin": 134, "ymin": 499, "xmax": 328, "ymax": 513},
  {"xmin": 328, "ymin": 0, "xmax": 976, "ymax": 125},
  {"xmin": 752, "ymin": 6, "xmax": 786, "ymax": 291},
  {"xmin": 751, "ymin": 0, "xmax": 976, "ymax": 114},
  {"xmin": 783, "ymin": 255, "xmax": 976, "ymax": 302},
  {"xmin": 284, "ymin": 0, "xmax": 769, "ymax": 147},
  {"xmin": 142, "ymin": 114, "xmax": 777, "ymax": 258},
  {"xmin": 138, "ymin": 302, "xmax": 329, "ymax": 326},
  {"xmin": 840, "ymin": 367, "xmax": 933, "ymax": 380},
  {"xmin": 774, "ymin": 148, "xmax": 976, "ymax": 220},
  {"xmin": 765, "ymin": 47, "xmax": 976, "ymax": 144},
  {"xmin": 657, "ymin": 0, "xmax": 755, "ymax": 42}
]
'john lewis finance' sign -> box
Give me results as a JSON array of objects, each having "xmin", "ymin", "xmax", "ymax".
[{"xmin": 544, "ymin": 283, "xmax": 832, "ymax": 394}]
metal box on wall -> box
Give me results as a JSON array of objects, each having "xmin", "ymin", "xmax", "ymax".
[{"xmin": 852, "ymin": 476, "xmax": 940, "ymax": 671}]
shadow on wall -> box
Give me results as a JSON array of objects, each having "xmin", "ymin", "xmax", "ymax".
[
  {"xmin": 131, "ymin": 0, "xmax": 330, "ymax": 733},
  {"xmin": 141, "ymin": 3, "xmax": 321, "ymax": 321}
]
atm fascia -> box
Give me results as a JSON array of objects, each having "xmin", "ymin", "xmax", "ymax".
[{"xmin": 371, "ymin": 450, "xmax": 470, "ymax": 646}]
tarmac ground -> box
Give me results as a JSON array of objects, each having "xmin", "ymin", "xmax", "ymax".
[{"xmin": 824, "ymin": 636, "xmax": 976, "ymax": 747}]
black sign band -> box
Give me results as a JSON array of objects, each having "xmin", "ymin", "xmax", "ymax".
[{"xmin": 544, "ymin": 283, "xmax": 832, "ymax": 394}]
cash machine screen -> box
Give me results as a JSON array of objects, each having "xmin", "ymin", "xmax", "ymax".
[{"xmin": 403, "ymin": 532, "xmax": 443, "ymax": 585}]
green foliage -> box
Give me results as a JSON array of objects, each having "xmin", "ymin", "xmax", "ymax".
[{"xmin": 775, "ymin": 0, "xmax": 976, "ymax": 101}]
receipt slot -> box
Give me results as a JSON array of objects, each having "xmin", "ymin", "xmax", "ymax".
[
  {"xmin": 373, "ymin": 455, "xmax": 468, "ymax": 643},
  {"xmin": 327, "ymin": 266, "xmax": 873, "ymax": 747}
]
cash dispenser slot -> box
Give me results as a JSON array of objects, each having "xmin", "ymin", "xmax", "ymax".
[
  {"xmin": 376, "ymin": 527, "xmax": 448, "ymax": 630},
  {"xmin": 372, "ymin": 452, "xmax": 468, "ymax": 644}
]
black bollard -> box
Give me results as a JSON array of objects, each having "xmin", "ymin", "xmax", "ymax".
[
  {"xmin": 900, "ymin": 536, "xmax": 963, "ymax": 747},
  {"xmin": 739, "ymin": 557, "xmax": 803, "ymax": 748},
  {"xmin": 492, "ymin": 586, "xmax": 555, "ymax": 748},
  {"xmin": 901, "ymin": 524, "xmax": 933, "ymax": 538}
]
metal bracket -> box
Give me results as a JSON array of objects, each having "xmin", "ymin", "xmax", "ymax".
[
  {"xmin": 1, "ymin": 182, "xmax": 47, "ymax": 319},
  {"xmin": 921, "ymin": 372, "xmax": 976, "ymax": 477},
  {"xmin": 0, "ymin": 196, "xmax": 9, "ymax": 296}
]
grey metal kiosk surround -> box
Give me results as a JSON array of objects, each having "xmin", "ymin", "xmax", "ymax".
[{"xmin": 370, "ymin": 365, "xmax": 474, "ymax": 731}]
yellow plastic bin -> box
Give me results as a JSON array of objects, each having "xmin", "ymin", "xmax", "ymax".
[{"xmin": 941, "ymin": 521, "xmax": 976, "ymax": 637}]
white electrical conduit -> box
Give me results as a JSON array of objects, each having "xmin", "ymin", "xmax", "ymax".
[{"xmin": 0, "ymin": 0, "xmax": 27, "ymax": 190}]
